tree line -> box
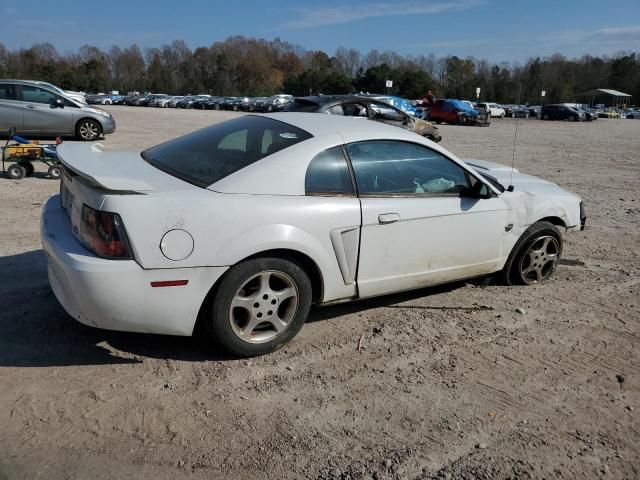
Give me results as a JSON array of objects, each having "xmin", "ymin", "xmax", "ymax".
[{"xmin": 1, "ymin": 37, "xmax": 638, "ymax": 105}]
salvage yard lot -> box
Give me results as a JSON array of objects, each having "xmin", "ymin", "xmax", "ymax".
[{"xmin": 1, "ymin": 107, "xmax": 639, "ymax": 479}]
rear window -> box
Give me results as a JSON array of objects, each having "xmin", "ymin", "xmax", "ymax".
[{"xmin": 141, "ymin": 116, "xmax": 312, "ymax": 187}]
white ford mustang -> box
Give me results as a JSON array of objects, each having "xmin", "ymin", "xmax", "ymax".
[{"xmin": 41, "ymin": 113, "xmax": 586, "ymax": 357}]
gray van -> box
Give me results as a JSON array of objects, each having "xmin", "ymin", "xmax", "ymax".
[{"xmin": 0, "ymin": 80, "xmax": 115, "ymax": 140}]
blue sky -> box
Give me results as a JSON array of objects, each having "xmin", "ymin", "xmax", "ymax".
[{"xmin": 2, "ymin": 0, "xmax": 640, "ymax": 61}]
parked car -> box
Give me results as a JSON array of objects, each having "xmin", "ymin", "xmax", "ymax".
[
  {"xmin": 124, "ymin": 94, "xmax": 143, "ymax": 106},
  {"xmin": 477, "ymin": 102, "xmax": 506, "ymax": 118},
  {"xmin": 625, "ymin": 109, "xmax": 640, "ymax": 119},
  {"xmin": 41, "ymin": 113, "xmax": 585, "ymax": 357},
  {"xmin": 540, "ymin": 104, "xmax": 585, "ymax": 121},
  {"xmin": 284, "ymin": 95, "xmax": 441, "ymax": 142},
  {"xmin": 262, "ymin": 94, "xmax": 294, "ymax": 112},
  {"xmin": 167, "ymin": 96, "xmax": 184, "ymax": 108},
  {"xmin": 427, "ymin": 99, "xmax": 491, "ymax": 126},
  {"xmin": 148, "ymin": 95, "xmax": 170, "ymax": 107},
  {"xmin": 155, "ymin": 96, "xmax": 182, "ymax": 108},
  {"xmin": 246, "ymin": 97, "xmax": 267, "ymax": 111},
  {"xmin": 357, "ymin": 94, "xmax": 425, "ymax": 118},
  {"xmin": 177, "ymin": 95, "xmax": 209, "ymax": 109},
  {"xmin": 192, "ymin": 96, "xmax": 213, "ymax": 109},
  {"xmin": 204, "ymin": 97, "xmax": 225, "ymax": 110},
  {"xmin": 510, "ymin": 105, "xmax": 530, "ymax": 118},
  {"xmin": 527, "ymin": 106, "xmax": 541, "ymax": 118},
  {"xmin": 0, "ymin": 79, "xmax": 115, "ymax": 140},
  {"xmin": 597, "ymin": 108, "xmax": 619, "ymax": 119},
  {"xmin": 574, "ymin": 107, "xmax": 597, "ymax": 121},
  {"xmin": 231, "ymin": 97, "xmax": 251, "ymax": 111}
]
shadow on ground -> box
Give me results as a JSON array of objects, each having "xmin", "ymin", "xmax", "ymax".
[{"xmin": 0, "ymin": 249, "xmax": 474, "ymax": 368}]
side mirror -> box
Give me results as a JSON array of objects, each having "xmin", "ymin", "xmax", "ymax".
[
  {"xmin": 52, "ymin": 98, "xmax": 64, "ymax": 108},
  {"xmin": 465, "ymin": 179, "xmax": 493, "ymax": 199}
]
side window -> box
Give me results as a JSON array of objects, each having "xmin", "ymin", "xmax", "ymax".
[
  {"xmin": 327, "ymin": 104, "xmax": 344, "ymax": 116},
  {"xmin": 0, "ymin": 83, "xmax": 17, "ymax": 100},
  {"xmin": 371, "ymin": 103, "xmax": 404, "ymax": 122},
  {"xmin": 20, "ymin": 85, "xmax": 58, "ymax": 105},
  {"xmin": 346, "ymin": 141, "xmax": 470, "ymax": 196},
  {"xmin": 305, "ymin": 146, "xmax": 354, "ymax": 196}
]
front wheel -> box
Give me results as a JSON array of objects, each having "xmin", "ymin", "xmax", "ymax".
[
  {"xmin": 500, "ymin": 221, "xmax": 563, "ymax": 285},
  {"xmin": 542, "ymin": 114, "xmax": 550, "ymax": 120},
  {"xmin": 568, "ymin": 115, "xmax": 576, "ymax": 122},
  {"xmin": 206, "ymin": 257, "xmax": 312, "ymax": 357},
  {"xmin": 76, "ymin": 119, "xmax": 101, "ymax": 141}
]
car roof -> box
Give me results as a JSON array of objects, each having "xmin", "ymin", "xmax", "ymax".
[{"xmin": 210, "ymin": 113, "xmax": 474, "ymax": 196}]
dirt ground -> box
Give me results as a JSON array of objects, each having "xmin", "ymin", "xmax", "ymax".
[{"xmin": 1, "ymin": 107, "xmax": 639, "ymax": 480}]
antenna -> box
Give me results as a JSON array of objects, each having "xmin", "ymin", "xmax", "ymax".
[{"xmin": 508, "ymin": 82, "xmax": 522, "ymax": 191}]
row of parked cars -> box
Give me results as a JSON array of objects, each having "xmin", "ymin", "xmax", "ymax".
[{"xmin": 87, "ymin": 93, "xmax": 296, "ymax": 112}]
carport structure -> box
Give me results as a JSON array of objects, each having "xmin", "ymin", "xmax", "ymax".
[{"xmin": 576, "ymin": 88, "xmax": 632, "ymax": 108}]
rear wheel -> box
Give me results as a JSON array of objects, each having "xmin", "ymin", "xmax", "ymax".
[
  {"xmin": 47, "ymin": 164, "xmax": 62, "ymax": 179},
  {"xmin": 76, "ymin": 119, "xmax": 101, "ymax": 141},
  {"xmin": 542, "ymin": 113, "xmax": 550, "ymax": 120},
  {"xmin": 6, "ymin": 163, "xmax": 26, "ymax": 180},
  {"xmin": 205, "ymin": 257, "xmax": 312, "ymax": 357},
  {"xmin": 500, "ymin": 221, "xmax": 563, "ymax": 285}
]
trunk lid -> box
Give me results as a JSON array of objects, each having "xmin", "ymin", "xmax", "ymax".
[{"xmin": 57, "ymin": 142, "xmax": 190, "ymax": 192}]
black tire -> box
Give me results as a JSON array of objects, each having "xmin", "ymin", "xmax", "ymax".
[
  {"xmin": 568, "ymin": 115, "xmax": 576, "ymax": 122},
  {"xmin": 20, "ymin": 162, "xmax": 35, "ymax": 177},
  {"xmin": 6, "ymin": 163, "xmax": 26, "ymax": 180},
  {"xmin": 205, "ymin": 257, "xmax": 312, "ymax": 357},
  {"xmin": 499, "ymin": 221, "xmax": 563, "ymax": 286},
  {"xmin": 76, "ymin": 119, "xmax": 102, "ymax": 141},
  {"xmin": 48, "ymin": 164, "xmax": 62, "ymax": 179},
  {"xmin": 542, "ymin": 113, "xmax": 550, "ymax": 120}
]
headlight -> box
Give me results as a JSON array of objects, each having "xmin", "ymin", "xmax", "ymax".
[{"xmin": 91, "ymin": 109, "xmax": 111, "ymax": 118}]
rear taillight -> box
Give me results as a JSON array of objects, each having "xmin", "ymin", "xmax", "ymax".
[{"xmin": 80, "ymin": 205, "xmax": 133, "ymax": 259}]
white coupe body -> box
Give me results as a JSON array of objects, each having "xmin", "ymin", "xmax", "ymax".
[{"xmin": 41, "ymin": 113, "xmax": 584, "ymax": 354}]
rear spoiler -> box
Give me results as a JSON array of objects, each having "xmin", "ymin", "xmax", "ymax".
[{"xmin": 57, "ymin": 143, "xmax": 155, "ymax": 192}]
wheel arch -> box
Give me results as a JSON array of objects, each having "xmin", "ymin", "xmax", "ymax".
[
  {"xmin": 193, "ymin": 247, "xmax": 325, "ymax": 336},
  {"xmin": 536, "ymin": 216, "xmax": 566, "ymax": 229}
]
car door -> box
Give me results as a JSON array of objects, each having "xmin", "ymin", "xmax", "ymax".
[
  {"xmin": 19, "ymin": 85, "xmax": 76, "ymax": 135},
  {"xmin": 0, "ymin": 83, "xmax": 24, "ymax": 133},
  {"xmin": 346, "ymin": 140, "xmax": 509, "ymax": 298}
]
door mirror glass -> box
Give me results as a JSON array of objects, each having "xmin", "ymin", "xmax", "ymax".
[{"xmin": 53, "ymin": 98, "xmax": 65, "ymax": 108}]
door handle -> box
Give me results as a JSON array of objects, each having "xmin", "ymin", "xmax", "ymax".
[
  {"xmin": 378, "ymin": 213, "xmax": 400, "ymax": 224},
  {"xmin": 26, "ymin": 105, "xmax": 37, "ymax": 109}
]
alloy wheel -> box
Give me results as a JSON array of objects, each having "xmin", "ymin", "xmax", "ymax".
[
  {"xmin": 79, "ymin": 121, "xmax": 99, "ymax": 140},
  {"xmin": 519, "ymin": 235, "xmax": 560, "ymax": 284},
  {"xmin": 229, "ymin": 270, "xmax": 299, "ymax": 344}
]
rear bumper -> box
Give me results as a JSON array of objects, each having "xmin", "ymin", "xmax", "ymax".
[{"xmin": 41, "ymin": 195, "xmax": 227, "ymax": 336}]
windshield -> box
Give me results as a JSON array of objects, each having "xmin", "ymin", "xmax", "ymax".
[{"xmin": 142, "ymin": 116, "xmax": 312, "ymax": 187}]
